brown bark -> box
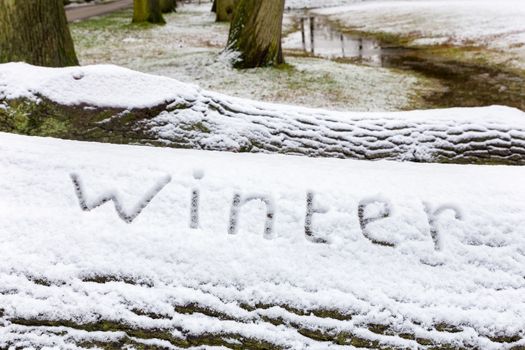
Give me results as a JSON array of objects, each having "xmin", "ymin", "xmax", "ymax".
[
  {"xmin": 0, "ymin": 0, "xmax": 78, "ymax": 67},
  {"xmin": 226, "ymin": 0, "xmax": 285, "ymax": 68}
]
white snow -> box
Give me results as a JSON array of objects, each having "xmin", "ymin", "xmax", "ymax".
[
  {"xmin": 0, "ymin": 62, "xmax": 199, "ymax": 109},
  {"xmin": 312, "ymin": 0, "xmax": 525, "ymax": 66},
  {"xmin": 0, "ymin": 131, "xmax": 524, "ymax": 348}
]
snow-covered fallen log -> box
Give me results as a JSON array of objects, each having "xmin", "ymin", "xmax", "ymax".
[
  {"xmin": 2, "ymin": 63, "xmax": 525, "ymax": 165},
  {"xmin": 0, "ymin": 132, "xmax": 524, "ymax": 349}
]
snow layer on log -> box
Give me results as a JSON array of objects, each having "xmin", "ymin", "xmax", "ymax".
[
  {"xmin": 0, "ymin": 63, "xmax": 199, "ymax": 109},
  {"xmin": 0, "ymin": 132, "xmax": 524, "ymax": 349},
  {"xmin": 2, "ymin": 62, "xmax": 525, "ymax": 165}
]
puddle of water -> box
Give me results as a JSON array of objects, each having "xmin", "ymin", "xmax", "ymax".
[
  {"xmin": 298, "ymin": 16, "xmax": 384, "ymax": 65},
  {"xmin": 286, "ymin": 13, "xmax": 525, "ymax": 111},
  {"xmin": 289, "ymin": 15, "xmax": 410, "ymax": 66}
]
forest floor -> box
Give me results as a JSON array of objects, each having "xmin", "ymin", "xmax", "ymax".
[
  {"xmin": 70, "ymin": 3, "xmax": 439, "ymax": 112},
  {"xmin": 69, "ymin": 1, "xmax": 525, "ymax": 112}
]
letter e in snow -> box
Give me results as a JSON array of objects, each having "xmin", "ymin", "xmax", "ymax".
[{"xmin": 358, "ymin": 198, "xmax": 394, "ymax": 247}]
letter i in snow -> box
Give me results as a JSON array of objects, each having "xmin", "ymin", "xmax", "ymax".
[{"xmin": 190, "ymin": 169, "xmax": 204, "ymax": 229}]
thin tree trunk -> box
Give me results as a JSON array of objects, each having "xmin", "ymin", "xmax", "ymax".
[
  {"xmin": 0, "ymin": 0, "xmax": 78, "ymax": 67},
  {"xmin": 133, "ymin": 0, "xmax": 165, "ymax": 24},
  {"xmin": 226, "ymin": 0, "xmax": 285, "ymax": 68},
  {"xmin": 216, "ymin": 0, "xmax": 236, "ymax": 22}
]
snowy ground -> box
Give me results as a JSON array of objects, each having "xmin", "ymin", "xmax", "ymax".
[
  {"xmin": 0, "ymin": 131, "xmax": 524, "ymax": 349},
  {"xmin": 70, "ymin": 3, "xmax": 437, "ymax": 112},
  {"xmin": 313, "ymin": 0, "xmax": 525, "ymax": 69}
]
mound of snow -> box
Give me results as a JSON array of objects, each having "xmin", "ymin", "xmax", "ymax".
[
  {"xmin": 0, "ymin": 62, "xmax": 200, "ymax": 109},
  {"xmin": 0, "ymin": 132, "xmax": 524, "ymax": 348}
]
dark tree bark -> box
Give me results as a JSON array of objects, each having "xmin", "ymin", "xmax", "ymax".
[
  {"xmin": 211, "ymin": 0, "xmax": 217, "ymax": 13},
  {"xmin": 226, "ymin": 0, "xmax": 285, "ymax": 68},
  {"xmin": 159, "ymin": 0, "xmax": 177, "ymax": 13},
  {"xmin": 216, "ymin": 0, "xmax": 236, "ymax": 22},
  {"xmin": 133, "ymin": 0, "xmax": 165, "ymax": 24},
  {"xmin": 0, "ymin": 0, "xmax": 78, "ymax": 67}
]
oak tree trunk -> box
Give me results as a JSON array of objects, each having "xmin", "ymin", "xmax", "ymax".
[
  {"xmin": 133, "ymin": 0, "xmax": 165, "ymax": 24},
  {"xmin": 216, "ymin": 0, "xmax": 236, "ymax": 22},
  {"xmin": 0, "ymin": 0, "xmax": 78, "ymax": 67},
  {"xmin": 159, "ymin": 0, "xmax": 177, "ymax": 13},
  {"xmin": 226, "ymin": 0, "xmax": 285, "ymax": 68}
]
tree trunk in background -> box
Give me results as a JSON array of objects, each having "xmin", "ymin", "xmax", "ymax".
[
  {"xmin": 0, "ymin": 0, "xmax": 78, "ymax": 67},
  {"xmin": 159, "ymin": 0, "xmax": 176, "ymax": 13},
  {"xmin": 133, "ymin": 0, "xmax": 165, "ymax": 24},
  {"xmin": 211, "ymin": 0, "xmax": 217, "ymax": 13},
  {"xmin": 226, "ymin": 0, "xmax": 285, "ymax": 68},
  {"xmin": 216, "ymin": 0, "xmax": 236, "ymax": 22}
]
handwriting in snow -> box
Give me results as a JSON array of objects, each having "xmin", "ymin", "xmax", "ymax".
[{"xmin": 70, "ymin": 172, "xmax": 462, "ymax": 251}]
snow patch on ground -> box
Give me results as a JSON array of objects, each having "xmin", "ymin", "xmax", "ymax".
[
  {"xmin": 313, "ymin": 0, "xmax": 525, "ymax": 68},
  {"xmin": 69, "ymin": 3, "xmax": 435, "ymax": 111}
]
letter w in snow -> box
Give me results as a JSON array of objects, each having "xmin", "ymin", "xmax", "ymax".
[{"xmin": 70, "ymin": 173, "xmax": 171, "ymax": 223}]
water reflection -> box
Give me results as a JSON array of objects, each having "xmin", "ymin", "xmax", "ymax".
[
  {"xmin": 296, "ymin": 16, "xmax": 386, "ymax": 66},
  {"xmin": 285, "ymin": 13, "xmax": 525, "ymax": 111}
]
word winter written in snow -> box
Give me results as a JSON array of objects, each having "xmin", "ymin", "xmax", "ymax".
[{"xmin": 70, "ymin": 171, "xmax": 462, "ymax": 251}]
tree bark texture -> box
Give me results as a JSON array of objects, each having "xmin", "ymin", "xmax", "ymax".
[
  {"xmin": 0, "ymin": 0, "xmax": 78, "ymax": 67},
  {"xmin": 226, "ymin": 0, "xmax": 285, "ymax": 68},
  {"xmin": 133, "ymin": 0, "xmax": 165, "ymax": 24},
  {"xmin": 3, "ymin": 92, "xmax": 525, "ymax": 165}
]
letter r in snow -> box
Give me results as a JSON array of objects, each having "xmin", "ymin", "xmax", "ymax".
[{"xmin": 423, "ymin": 202, "xmax": 463, "ymax": 251}]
